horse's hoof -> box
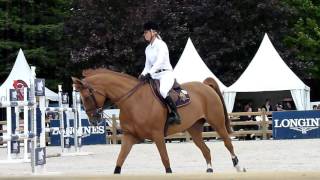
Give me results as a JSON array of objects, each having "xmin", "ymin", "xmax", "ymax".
[
  {"xmin": 232, "ymin": 156, "xmax": 239, "ymax": 167},
  {"xmin": 206, "ymin": 168, "xmax": 213, "ymax": 173},
  {"xmin": 166, "ymin": 167, "xmax": 172, "ymax": 173},
  {"xmin": 114, "ymin": 166, "xmax": 121, "ymax": 174}
]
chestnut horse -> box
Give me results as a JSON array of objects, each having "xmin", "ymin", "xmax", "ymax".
[{"xmin": 72, "ymin": 68, "xmax": 245, "ymax": 174}]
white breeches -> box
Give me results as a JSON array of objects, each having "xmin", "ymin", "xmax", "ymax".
[{"xmin": 152, "ymin": 71, "xmax": 174, "ymax": 98}]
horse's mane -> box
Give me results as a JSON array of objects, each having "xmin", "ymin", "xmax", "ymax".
[{"xmin": 82, "ymin": 68, "xmax": 138, "ymax": 81}]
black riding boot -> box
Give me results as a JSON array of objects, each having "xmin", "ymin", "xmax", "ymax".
[{"xmin": 164, "ymin": 96, "xmax": 181, "ymax": 124}]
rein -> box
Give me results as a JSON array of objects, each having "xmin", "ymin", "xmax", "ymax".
[
  {"xmin": 112, "ymin": 81, "xmax": 145, "ymax": 104},
  {"xmin": 82, "ymin": 79, "xmax": 145, "ymax": 115}
]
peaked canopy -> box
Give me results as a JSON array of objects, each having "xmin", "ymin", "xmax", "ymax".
[
  {"xmin": 224, "ymin": 34, "xmax": 310, "ymax": 112},
  {"xmin": 0, "ymin": 49, "xmax": 58, "ymax": 101},
  {"xmin": 173, "ymin": 38, "xmax": 227, "ymax": 91}
]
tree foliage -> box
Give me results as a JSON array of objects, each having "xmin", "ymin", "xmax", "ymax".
[
  {"xmin": 0, "ymin": 0, "xmax": 318, "ymax": 94},
  {"xmin": 0, "ymin": 0, "xmax": 71, "ymax": 90},
  {"xmin": 283, "ymin": 0, "xmax": 320, "ymax": 78},
  {"xmin": 65, "ymin": 0, "xmax": 298, "ymax": 85}
]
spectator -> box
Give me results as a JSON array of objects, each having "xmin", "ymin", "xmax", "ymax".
[
  {"xmin": 258, "ymin": 107, "xmax": 271, "ymax": 129},
  {"xmin": 262, "ymin": 98, "xmax": 273, "ymax": 112},
  {"xmin": 275, "ymin": 103, "xmax": 284, "ymax": 111},
  {"xmin": 313, "ymin": 105, "xmax": 317, "ymax": 110},
  {"xmin": 317, "ymin": 104, "xmax": 320, "ymax": 110},
  {"xmin": 284, "ymin": 102, "xmax": 293, "ymax": 110},
  {"xmin": 243, "ymin": 102, "xmax": 253, "ymax": 120},
  {"xmin": 255, "ymin": 108, "xmax": 269, "ymax": 122}
]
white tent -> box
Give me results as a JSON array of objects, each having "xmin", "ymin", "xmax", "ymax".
[
  {"xmin": 224, "ymin": 34, "xmax": 310, "ymax": 112},
  {"xmin": 173, "ymin": 38, "xmax": 227, "ymax": 91},
  {"xmin": 0, "ymin": 49, "xmax": 58, "ymax": 101}
]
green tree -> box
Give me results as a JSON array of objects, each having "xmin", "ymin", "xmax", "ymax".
[
  {"xmin": 283, "ymin": 0, "xmax": 320, "ymax": 78},
  {"xmin": 0, "ymin": 0, "xmax": 71, "ymax": 90}
]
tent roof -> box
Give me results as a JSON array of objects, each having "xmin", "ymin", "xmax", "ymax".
[
  {"xmin": 173, "ymin": 38, "xmax": 227, "ymax": 91},
  {"xmin": 226, "ymin": 34, "xmax": 309, "ymax": 93},
  {"xmin": 0, "ymin": 49, "xmax": 58, "ymax": 101}
]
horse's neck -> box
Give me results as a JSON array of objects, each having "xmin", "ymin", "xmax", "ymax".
[{"xmin": 94, "ymin": 73, "xmax": 138, "ymax": 102}]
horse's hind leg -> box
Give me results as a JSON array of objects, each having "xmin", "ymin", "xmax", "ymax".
[
  {"xmin": 187, "ymin": 121, "xmax": 213, "ymax": 173},
  {"xmin": 114, "ymin": 133, "xmax": 139, "ymax": 174},
  {"xmin": 214, "ymin": 125, "xmax": 246, "ymax": 172}
]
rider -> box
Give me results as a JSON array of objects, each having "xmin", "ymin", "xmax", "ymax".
[{"xmin": 139, "ymin": 21, "xmax": 180, "ymax": 124}]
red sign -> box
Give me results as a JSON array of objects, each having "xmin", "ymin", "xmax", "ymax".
[{"xmin": 12, "ymin": 80, "xmax": 28, "ymax": 101}]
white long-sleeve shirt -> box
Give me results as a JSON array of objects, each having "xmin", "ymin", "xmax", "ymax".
[{"xmin": 141, "ymin": 38, "xmax": 173, "ymax": 77}]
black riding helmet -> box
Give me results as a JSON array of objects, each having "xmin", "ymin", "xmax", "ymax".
[{"xmin": 143, "ymin": 21, "xmax": 159, "ymax": 32}]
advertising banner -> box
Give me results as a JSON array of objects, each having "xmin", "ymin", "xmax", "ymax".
[
  {"xmin": 49, "ymin": 119, "xmax": 106, "ymax": 145},
  {"xmin": 272, "ymin": 110, "xmax": 320, "ymax": 139}
]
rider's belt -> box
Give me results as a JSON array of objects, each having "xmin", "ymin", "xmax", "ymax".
[{"xmin": 155, "ymin": 69, "xmax": 168, "ymax": 73}]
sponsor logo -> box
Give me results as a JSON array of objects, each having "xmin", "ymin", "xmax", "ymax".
[
  {"xmin": 274, "ymin": 118, "xmax": 320, "ymax": 134},
  {"xmin": 52, "ymin": 126, "xmax": 105, "ymax": 136}
]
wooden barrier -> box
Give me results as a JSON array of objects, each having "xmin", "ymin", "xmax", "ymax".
[
  {"xmin": 1, "ymin": 110, "xmax": 274, "ymax": 145},
  {"xmin": 105, "ymin": 110, "xmax": 273, "ymax": 144}
]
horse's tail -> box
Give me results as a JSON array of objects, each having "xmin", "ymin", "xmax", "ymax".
[{"xmin": 203, "ymin": 77, "xmax": 232, "ymax": 134}]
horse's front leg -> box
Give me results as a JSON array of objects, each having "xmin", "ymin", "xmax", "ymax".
[
  {"xmin": 153, "ymin": 134, "xmax": 172, "ymax": 173},
  {"xmin": 114, "ymin": 133, "xmax": 138, "ymax": 174}
]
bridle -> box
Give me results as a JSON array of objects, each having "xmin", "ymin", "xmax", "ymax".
[
  {"xmin": 80, "ymin": 79, "xmax": 145, "ymax": 118},
  {"xmin": 80, "ymin": 81, "xmax": 106, "ymax": 118}
]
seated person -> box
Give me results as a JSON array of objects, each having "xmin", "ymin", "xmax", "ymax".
[
  {"xmin": 283, "ymin": 102, "xmax": 293, "ymax": 110},
  {"xmin": 255, "ymin": 108, "xmax": 269, "ymax": 122},
  {"xmin": 276, "ymin": 103, "xmax": 284, "ymax": 111},
  {"xmin": 262, "ymin": 98, "xmax": 273, "ymax": 112}
]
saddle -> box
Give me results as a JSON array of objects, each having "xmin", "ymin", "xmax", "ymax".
[
  {"xmin": 149, "ymin": 79, "xmax": 191, "ymax": 108},
  {"xmin": 146, "ymin": 78, "xmax": 190, "ymax": 135}
]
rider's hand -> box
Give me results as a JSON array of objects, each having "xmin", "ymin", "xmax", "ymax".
[
  {"xmin": 145, "ymin": 73, "xmax": 151, "ymax": 80},
  {"xmin": 138, "ymin": 74, "xmax": 145, "ymax": 81}
]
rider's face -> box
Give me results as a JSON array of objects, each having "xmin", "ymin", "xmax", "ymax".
[{"xmin": 143, "ymin": 30, "xmax": 153, "ymax": 42}]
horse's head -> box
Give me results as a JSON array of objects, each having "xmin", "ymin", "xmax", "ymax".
[{"xmin": 72, "ymin": 77, "xmax": 106, "ymax": 126}]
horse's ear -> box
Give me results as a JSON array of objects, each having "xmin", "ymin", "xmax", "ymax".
[{"xmin": 71, "ymin": 77, "xmax": 84, "ymax": 89}]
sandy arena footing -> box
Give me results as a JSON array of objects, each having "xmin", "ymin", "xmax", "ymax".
[
  {"xmin": 0, "ymin": 139, "xmax": 319, "ymax": 179},
  {"xmin": 1, "ymin": 172, "xmax": 320, "ymax": 180}
]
